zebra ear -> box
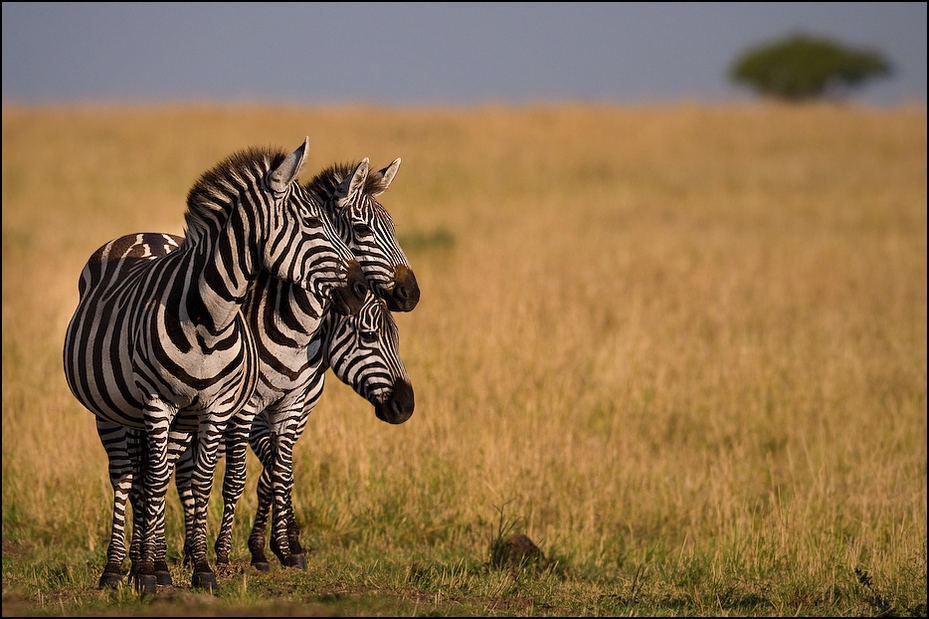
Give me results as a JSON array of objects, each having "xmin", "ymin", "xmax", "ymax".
[
  {"xmin": 370, "ymin": 158, "xmax": 401, "ymax": 196},
  {"xmin": 337, "ymin": 158, "xmax": 370, "ymax": 209},
  {"xmin": 269, "ymin": 136, "xmax": 310, "ymax": 193}
]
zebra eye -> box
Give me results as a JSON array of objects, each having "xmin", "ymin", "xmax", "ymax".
[
  {"xmin": 360, "ymin": 330, "xmax": 378, "ymax": 344},
  {"xmin": 352, "ymin": 222, "xmax": 373, "ymax": 237},
  {"xmin": 303, "ymin": 214, "xmax": 323, "ymax": 228}
]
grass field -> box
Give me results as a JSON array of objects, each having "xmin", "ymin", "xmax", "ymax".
[{"xmin": 2, "ymin": 102, "xmax": 926, "ymax": 616}]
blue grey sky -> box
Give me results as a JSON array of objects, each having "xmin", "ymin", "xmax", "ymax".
[{"xmin": 2, "ymin": 2, "xmax": 926, "ymax": 106}]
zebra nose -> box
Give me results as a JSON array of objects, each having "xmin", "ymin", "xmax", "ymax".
[
  {"xmin": 346, "ymin": 260, "xmax": 368, "ymax": 308},
  {"xmin": 330, "ymin": 261, "xmax": 368, "ymax": 316},
  {"xmin": 375, "ymin": 379, "xmax": 414, "ymax": 424},
  {"xmin": 353, "ymin": 280, "xmax": 368, "ymax": 303},
  {"xmin": 387, "ymin": 264, "xmax": 420, "ymax": 312}
]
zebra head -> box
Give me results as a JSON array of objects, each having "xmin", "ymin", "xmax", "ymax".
[
  {"xmin": 324, "ymin": 293, "xmax": 414, "ymax": 425},
  {"xmin": 307, "ymin": 158, "xmax": 420, "ymax": 313},
  {"xmin": 261, "ymin": 138, "xmax": 368, "ymax": 316}
]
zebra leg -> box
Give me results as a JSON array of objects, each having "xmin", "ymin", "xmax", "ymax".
[
  {"xmin": 128, "ymin": 426, "xmax": 176, "ymax": 585},
  {"xmin": 187, "ymin": 421, "xmax": 226, "ymax": 592},
  {"xmin": 248, "ymin": 471, "xmax": 273, "ymax": 571},
  {"xmin": 173, "ymin": 437, "xmax": 196, "ymax": 567},
  {"xmin": 135, "ymin": 481, "xmax": 174, "ymax": 587},
  {"xmin": 284, "ymin": 413, "xmax": 312, "ymax": 571},
  {"xmin": 247, "ymin": 415, "xmax": 274, "ymax": 570},
  {"xmin": 127, "ymin": 428, "xmax": 155, "ymax": 584},
  {"xmin": 135, "ymin": 404, "xmax": 173, "ymax": 595},
  {"xmin": 152, "ymin": 516, "xmax": 172, "ymax": 586},
  {"xmin": 250, "ymin": 413, "xmax": 307, "ymax": 570},
  {"xmin": 124, "ymin": 426, "xmax": 175, "ymax": 587},
  {"xmin": 146, "ymin": 428, "xmax": 191, "ymax": 586},
  {"xmin": 96, "ymin": 420, "xmax": 132, "ymax": 588},
  {"xmin": 269, "ymin": 429, "xmax": 302, "ymax": 569},
  {"xmin": 214, "ymin": 414, "xmax": 252, "ymax": 565},
  {"xmin": 286, "ymin": 514, "xmax": 306, "ymax": 571},
  {"xmin": 127, "ymin": 428, "xmax": 144, "ymax": 581}
]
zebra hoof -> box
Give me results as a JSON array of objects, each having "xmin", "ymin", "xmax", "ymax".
[
  {"xmin": 280, "ymin": 555, "xmax": 302, "ymax": 569},
  {"xmin": 98, "ymin": 571, "xmax": 122, "ymax": 589},
  {"xmin": 251, "ymin": 560, "xmax": 270, "ymax": 572},
  {"xmin": 133, "ymin": 573, "xmax": 158, "ymax": 595},
  {"xmin": 191, "ymin": 571, "xmax": 218, "ymax": 593},
  {"xmin": 154, "ymin": 560, "xmax": 173, "ymax": 586}
]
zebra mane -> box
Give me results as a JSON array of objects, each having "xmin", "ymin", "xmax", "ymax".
[
  {"xmin": 304, "ymin": 161, "xmax": 390, "ymax": 202},
  {"xmin": 183, "ymin": 146, "xmax": 288, "ymax": 244}
]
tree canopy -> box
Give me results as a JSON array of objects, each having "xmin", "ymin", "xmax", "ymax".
[{"xmin": 729, "ymin": 34, "xmax": 892, "ymax": 101}]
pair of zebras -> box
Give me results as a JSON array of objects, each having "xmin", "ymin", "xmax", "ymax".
[{"xmin": 63, "ymin": 138, "xmax": 420, "ymax": 593}]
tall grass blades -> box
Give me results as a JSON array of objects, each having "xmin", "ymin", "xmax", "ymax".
[{"xmin": 2, "ymin": 102, "xmax": 926, "ymax": 616}]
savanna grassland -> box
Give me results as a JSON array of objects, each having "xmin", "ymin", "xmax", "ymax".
[{"xmin": 2, "ymin": 102, "xmax": 926, "ymax": 616}]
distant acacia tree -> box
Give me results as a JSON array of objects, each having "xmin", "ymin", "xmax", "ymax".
[{"xmin": 729, "ymin": 34, "xmax": 892, "ymax": 101}]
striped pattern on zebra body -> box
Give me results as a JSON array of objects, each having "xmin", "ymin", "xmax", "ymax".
[{"xmin": 63, "ymin": 139, "xmax": 369, "ymax": 594}]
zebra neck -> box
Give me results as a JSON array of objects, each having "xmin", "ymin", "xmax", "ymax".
[
  {"xmin": 318, "ymin": 313, "xmax": 335, "ymax": 372},
  {"xmin": 285, "ymin": 281, "xmax": 328, "ymax": 334},
  {"xmin": 181, "ymin": 220, "xmax": 257, "ymax": 337},
  {"xmin": 248, "ymin": 274, "xmax": 328, "ymax": 340}
]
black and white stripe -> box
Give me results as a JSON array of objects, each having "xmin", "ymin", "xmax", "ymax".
[{"xmin": 63, "ymin": 139, "xmax": 368, "ymax": 593}]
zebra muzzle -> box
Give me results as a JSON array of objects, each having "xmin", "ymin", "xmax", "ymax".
[
  {"xmin": 329, "ymin": 261, "xmax": 368, "ymax": 316},
  {"xmin": 375, "ymin": 379, "xmax": 414, "ymax": 424},
  {"xmin": 385, "ymin": 264, "xmax": 420, "ymax": 313}
]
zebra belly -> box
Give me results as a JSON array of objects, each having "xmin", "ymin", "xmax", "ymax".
[{"xmin": 66, "ymin": 292, "xmax": 258, "ymax": 431}]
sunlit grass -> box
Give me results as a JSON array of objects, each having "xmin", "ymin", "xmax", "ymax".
[{"xmin": 2, "ymin": 101, "xmax": 926, "ymax": 616}]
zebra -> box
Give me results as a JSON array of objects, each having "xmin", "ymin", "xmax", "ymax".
[
  {"xmin": 182, "ymin": 157, "xmax": 418, "ymax": 571},
  {"xmin": 91, "ymin": 157, "xmax": 419, "ymax": 587},
  {"xmin": 63, "ymin": 138, "xmax": 369, "ymax": 594},
  {"xmin": 216, "ymin": 158, "xmax": 419, "ymax": 570}
]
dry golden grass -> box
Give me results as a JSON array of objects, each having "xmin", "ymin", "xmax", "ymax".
[{"xmin": 2, "ymin": 102, "xmax": 926, "ymax": 615}]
